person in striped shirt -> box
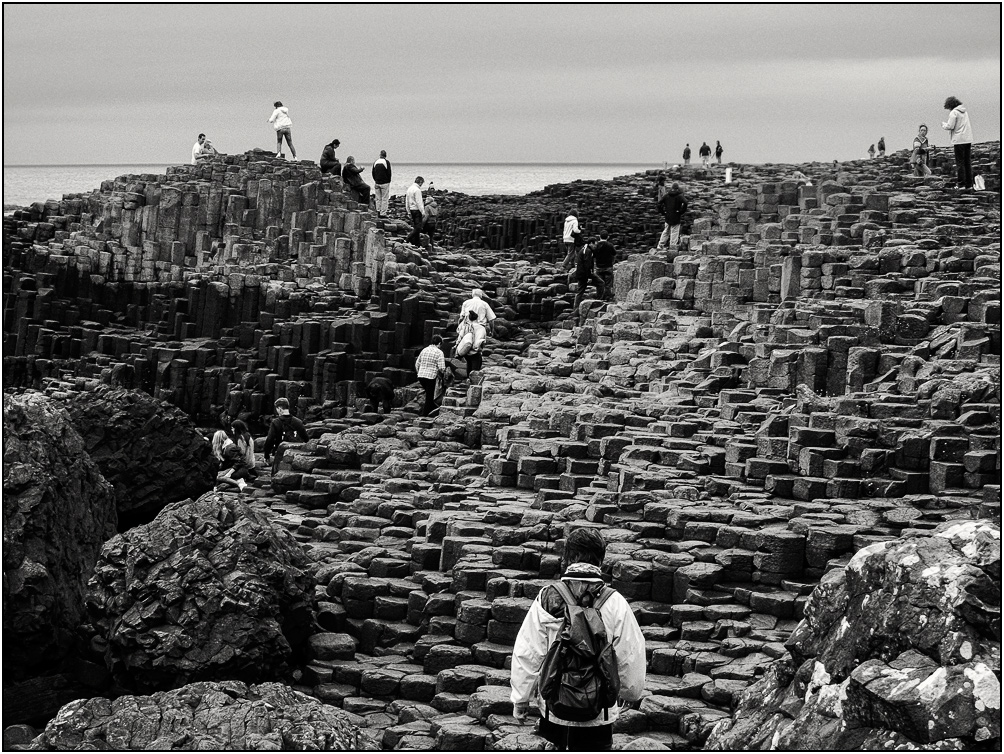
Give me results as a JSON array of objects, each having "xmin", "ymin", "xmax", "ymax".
[{"xmin": 415, "ymin": 335, "xmax": 446, "ymax": 416}]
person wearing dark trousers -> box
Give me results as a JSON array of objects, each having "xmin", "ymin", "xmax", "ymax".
[
  {"xmin": 592, "ymin": 232, "xmax": 617, "ymax": 300},
  {"xmin": 942, "ymin": 96, "xmax": 974, "ymax": 189},
  {"xmin": 365, "ymin": 375, "xmax": 396, "ymax": 414},
  {"xmin": 715, "ymin": 140, "xmax": 723, "ymax": 164},
  {"xmin": 263, "ymin": 397, "xmax": 308, "ymax": 476},
  {"xmin": 461, "ymin": 310, "xmax": 487, "ymax": 376},
  {"xmin": 320, "ymin": 139, "xmax": 341, "ymax": 175},
  {"xmin": 341, "ymin": 156, "xmax": 371, "ymax": 205},
  {"xmin": 414, "ymin": 335, "xmax": 445, "ymax": 416},
  {"xmin": 406, "ymin": 176, "xmax": 426, "ymax": 245},
  {"xmin": 564, "ymin": 238, "xmax": 605, "ymax": 320}
]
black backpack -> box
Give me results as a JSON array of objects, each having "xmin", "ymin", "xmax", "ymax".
[
  {"xmin": 538, "ymin": 581, "xmax": 620, "ymax": 722},
  {"xmin": 278, "ymin": 415, "xmax": 299, "ymax": 443}
]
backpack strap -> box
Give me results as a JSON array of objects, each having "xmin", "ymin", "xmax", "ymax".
[
  {"xmin": 552, "ymin": 580, "xmax": 579, "ymax": 610},
  {"xmin": 592, "ymin": 585, "xmax": 616, "ymax": 611}
]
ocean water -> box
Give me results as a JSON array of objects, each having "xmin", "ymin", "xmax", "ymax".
[{"xmin": 3, "ymin": 162, "xmax": 654, "ymax": 208}]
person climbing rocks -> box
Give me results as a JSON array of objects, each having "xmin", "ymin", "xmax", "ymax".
[
  {"xmin": 423, "ymin": 187, "xmax": 439, "ymax": 247},
  {"xmin": 268, "ymin": 101, "xmax": 296, "ymax": 159},
  {"xmin": 415, "ymin": 334, "xmax": 446, "ymax": 416},
  {"xmin": 192, "ymin": 133, "xmax": 217, "ymax": 165},
  {"xmin": 459, "ymin": 288, "xmax": 497, "ymax": 336},
  {"xmin": 510, "ymin": 526, "xmax": 646, "ymax": 752},
  {"xmin": 867, "ymin": 144, "xmax": 876, "ymax": 159},
  {"xmin": 682, "ymin": 143, "xmax": 691, "ymax": 166},
  {"xmin": 372, "ymin": 150, "xmax": 393, "ymax": 216},
  {"xmin": 364, "ymin": 375, "xmax": 396, "ymax": 414},
  {"xmin": 715, "ymin": 140, "xmax": 724, "ymax": 164},
  {"xmin": 459, "ymin": 310, "xmax": 487, "ymax": 376},
  {"xmin": 320, "ymin": 139, "xmax": 341, "ymax": 175},
  {"xmin": 941, "ymin": 96, "xmax": 974, "ymax": 190},
  {"xmin": 564, "ymin": 235, "xmax": 605, "ymax": 320},
  {"xmin": 656, "ymin": 181, "xmax": 688, "ymax": 252},
  {"xmin": 406, "ymin": 176, "xmax": 426, "ymax": 246},
  {"xmin": 211, "ymin": 429, "xmax": 252, "ymax": 492},
  {"xmin": 562, "ymin": 210, "xmax": 581, "ymax": 264},
  {"xmin": 263, "ymin": 397, "xmax": 308, "ymax": 476},
  {"xmin": 341, "ymin": 156, "xmax": 371, "ymax": 205},
  {"xmin": 910, "ymin": 124, "xmax": 932, "ymax": 177},
  {"xmin": 699, "ymin": 142, "xmax": 711, "ymax": 167},
  {"xmin": 877, "ymin": 137, "xmax": 885, "ymax": 157},
  {"xmin": 592, "ymin": 232, "xmax": 617, "ymax": 300}
]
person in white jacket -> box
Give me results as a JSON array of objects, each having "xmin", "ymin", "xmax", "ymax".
[
  {"xmin": 941, "ymin": 96, "xmax": 974, "ymax": 190},
  {"xmin": 510, "ymin": 527, "xmax": 646, "ymax": 751},
  {"xmin": 562, "ymin": 211, "xmax": 581, "ymax": 263},
  {"xmin": 268, "ymin": 101, "xmax": 296, "ymax": 160},
  {"xmin": 405, "ymin": 177, "xmax": 425, "ymax": 245},
  {"xmin": 458, "ymin": 289, "xmax": 497, "ymax": 335}
]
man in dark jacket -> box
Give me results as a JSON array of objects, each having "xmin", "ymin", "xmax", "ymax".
[
  {"xmin": 320, "ymin": 139, "xmax": 341, "ymax": 175},
  {"xmin": 263, "ymin": 397, "xmax": 308, "ymax": 476},
  {"xmin": 372, "ymin": 150, "xmax": 392, "ymax": 216},
  {"xmin": 341, "ymin": 156, "xmax": 372, "ymax": 205},
  {"xmin": 699, "ymin": 142, "xmax": 711, "ymax": 167},
  {"xmin": 592, "ymin": 232, "xmax": 617, "ymax": 300},
  {"xmin": 564, "ymin": 237, "xmax": 605, "ymax": 320},
  {"xmin": 364, "ymin": 375, "xmax": 396, "ymax": 414},
  {"xmin": 683, "ymin": 143, "xmax": 691, "ymax": 166},
  {"xmin": 656, "ymin": 183, "xmax": 688, "ymax": 252}
]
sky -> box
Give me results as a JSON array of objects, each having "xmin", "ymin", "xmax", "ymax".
[{"xmin": 3, "ymin": 3, "xmax": 1001, "ymax": 166}]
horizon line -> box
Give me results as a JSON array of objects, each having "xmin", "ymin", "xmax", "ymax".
[{"xmin": 4, "ymin": 161, "xmax": 661, "ymax": 169}]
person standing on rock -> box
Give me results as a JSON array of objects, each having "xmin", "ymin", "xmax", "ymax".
[
  {"xmin": 192, "ymin": 133, "xmax": 217, "ymax": 165},
  {"xmin": 372, "ymin": 150, "xmax": 393, "ymax": 216},
  {"xmin": 459, "ymin": 288, "xmax": 497, "ymax": 336},
  {"xmin": 877, "ymin": 136, "xmax": 886, "ymax": 157},
  {"xmin": 263, "ymin": 397, "xmax": 308, "ymax": 476},
  {"xmin": 715, "ymin": 140, "xmax": 724, "ymax": 164},
  {"xmin": 341, "ymin": 157, "xmax": 372, "ymax": 206},
  {"xmin": 941, "ymin": 96, "xmax": 974, "ymax": 190},
  {"xmin": 867, "ymin": 143, "xmax": 876, "ymax": 159},
  {"xmin": 562, "ymin": 210, "xmax": 581, "ymax": 263},
  {"xmin": 415, "ymin": 334, "xmax": 446, "ymax": 416},
  {"xmin": 510, "ymin": 526, "xmax": 646, "ymax": 751},
  {"xmin": 564, "ymin": 237, "xmax": 605, "ymax": 320},
  {"xmin": 654, "ymin": 175, "xmax": 668, "ymax": 205},
  {"xmin": 319, "ymin": 139, "xmax": 341, "ymax": 175},
  {"xmin": 910, "ymin": 124, "xmax": 932, "ymax": 177},
  {"xmin": 268, "ymin": 101, "xmax": 296, "ymax": 160},
  {"xmin": 423, "ymin": 188, "xmax": 439, "ymax": 247},
  {"xmin": 683, "ymin": 143, "xmax": 691, "ymax": 166},
  {"xmin": 699, "ymin": 142, "xmax": 711, "ymax": 167},
  {"xmin": 460, "ymin": 310, "xmax": 488, "ymax": 376},
  {"xmin": 364, "ymin": 375, "xmax": 396, "ymax": 414},
  {"xmin": 656, "ymin": 182, "xmax": 688, "ymax": 252},
  {"xmin": 592, "ymin": 232, "xmax": 617, "ymax": 301},
  {"xmin": 406, "ymin": 176, "xmax": 426, "ymax": 246}
]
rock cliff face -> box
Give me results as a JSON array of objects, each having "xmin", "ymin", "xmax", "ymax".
[
  {"xmin": 85, "ymin": 492, "xmax": 316, "ymax": 691},
  {"xmin": 25, "ymin": 680, "xmax": 370, "ymax": 751},
  {"xmin": 45, "ymin": 381, "xmax": 217, "ymax": 527},
  {"xmin": 706, "ymin": 519, "xmax": 1001, "ymax": 750},
  {"xmin": 2, "ymin": 392, "xmax": 118, "ymax": 682}
]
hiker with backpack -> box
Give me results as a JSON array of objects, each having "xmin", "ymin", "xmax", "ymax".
[
  {"xmin": 510, "ymin": 527, "xmax": 645, "ymax": 751},
  {"xmin": 263, "ymin": 397, "xmax": 308, "ymax": 476}
]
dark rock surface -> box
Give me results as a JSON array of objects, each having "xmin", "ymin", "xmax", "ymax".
[
  {"xmin": 44, "ymin": 380, "xmax": 217, "ymax": 527},
  {"xmin": 85, "ymin": 492, "xmax": 316, "ymax": 691},
  {"xmin": 24, "ymin": 680, "xmax": 372, "ymax": 751},
  {"xmin": 2, "ymin": 392, "xmax": 118, "ymax": 682},
  {"xmin": 706, "ymin": 519, "xmax": 1001, "ymax": 750}
]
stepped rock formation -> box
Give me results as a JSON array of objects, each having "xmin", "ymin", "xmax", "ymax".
[
  {"xmin": 44, "ymin": 381, "xmax": 217, "ymax": 527},
  {"xmin": 2, "ymin": 392, "xmax": 118, "ymax": 681},
  {"xmin": 706, "ymin": 519, "xmax": 1001, "ymax": 750},
  {"xmin": 3, "ymin": 144, "xmax": 1001, "ymax": 749},
  {"xmin": 24, "ymin": 680, "xmax": 371, "ymax": 751},
  {"xmin": 85, "ymin": 492, "xmax": 315, "ymax": 691}
]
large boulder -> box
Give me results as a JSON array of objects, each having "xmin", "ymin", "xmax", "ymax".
[
  {"xmin": 707, "ymin": 520, "xmax": 1001, "ymax": 750},
  {"xmin": 26, "ymin": 680, "xmax": 373, "ymax": 750},
  {"xmin": 85, "ymin": 492, "xmax": 316, "ymax": 691},
  {"xmin": 45, "ymin": 382, "xmax": 217, "ymax": 528},
  {"xmin": 3, "ymin": 392, "xmax": 118, "ymax": 681}
]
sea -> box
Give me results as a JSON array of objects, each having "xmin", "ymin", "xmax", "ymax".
[{"xmin": 2, "ymin": 162, "xmax": 656, "ymax": 209}]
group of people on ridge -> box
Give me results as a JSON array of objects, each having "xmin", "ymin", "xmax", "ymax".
[{"xmin": 681, "ymin": 141, "xmax": 723, "ymax": 167}]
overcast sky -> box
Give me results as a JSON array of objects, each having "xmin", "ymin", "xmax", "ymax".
[{"xmin": 3, "ymin": 3, "xmax": 1000, "ymax": 166}]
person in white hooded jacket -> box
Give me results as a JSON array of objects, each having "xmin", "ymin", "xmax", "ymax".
[
  {"xmin": 941, "ymin": 96, "xmax": 974, "ymax": 189},
  {"xmin": 510, "ymin": 527, "xmax": 646, "ymax": 751},
  {"xmin": 268, "ymin": 101, "xmax": 296, "ymax": 160}
]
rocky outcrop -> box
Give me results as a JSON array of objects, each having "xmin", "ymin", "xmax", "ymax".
[
  {"xmin": 45, "ymin": 381, "xmax": 217, "ymax": 527},
  {"xmin": 24, "ymin": 680, "xmax": 371, "ymax": 751},
  {"xmin": 706, "ymin": 519, "xmax": 1001, "ymax": 750},
  {"xmin": 85, "ymin": 492, "xmax": 316, "ymax": 691},
  {"xmin": 2, "ymin": 392, "xmax": 118, "ymax": 682}
]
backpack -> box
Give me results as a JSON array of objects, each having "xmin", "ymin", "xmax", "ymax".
[
  {"xmin": 538, "ymin": 581, "xmax": 620, "ymax": 723},
  {"xmin": 278, "ymin": 415, "xmax": 299, "ymax": 443}
]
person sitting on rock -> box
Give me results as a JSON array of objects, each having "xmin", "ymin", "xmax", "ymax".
[
  {"xmin": 364, "ymin": 375, "xmax": 396, "ymax": 414},
  {"xmin": 230, "ymin": 419, "xmax": 257, "ymax": 476},
  {"xmin": 341, "ymin": 156, "xmax": 371, "ymax": 205},
  {"xmin": 459, "ymin": 288, "xmax": 497, "ymax": 336},
  {"xmin": 510, "ymin": 526, "xmax": 646, "ymax": 751},
  {"xmin": 211, "ymin": 429, "xmax": 251, "ymax": 492},
  {"xmin": 192, "ymin": 133, "xmax": 218, "ymax": 165},
  {"xmin": 564, "ymin": 236, "xmax": 605, "ymax": 321},
  {"xmin": 415, "ymin": 335, "xmax": 446, "ymax": 416},
  {"xmin": 319, "ymin": 138, "xmax": 341, "ymax": 175},
  {"xmin": 263, "ymin": 397, "xmax": 308, "ymax": 476}
]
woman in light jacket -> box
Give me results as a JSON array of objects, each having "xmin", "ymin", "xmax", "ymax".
[
  {"xmin": 941, "ymin": 96, "xmax": 974, "ymax": 189},
  {"xmin": 268, "ymin": 101, "xmax": 296, "ymax": 160}
]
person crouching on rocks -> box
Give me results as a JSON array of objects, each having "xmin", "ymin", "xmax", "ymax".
[
  {"xmin": 656, "ymin": 182, "xmax": 688, "ymax": 253},
  {"xmin": 365, "ymin": 375, "xmax": 396, "ymax": 414},
  {"xmin": 263, "ymin": 397, "xmax": 308, "ymax": 476},
  {"xmin": 212, "ymin": 429, "xmax": 252, "ymax": 492},
  {"xmin": 415, "ymin": 335, "xmax": 446, "ymax": 416}
]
